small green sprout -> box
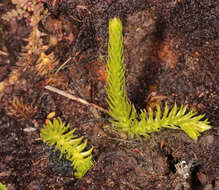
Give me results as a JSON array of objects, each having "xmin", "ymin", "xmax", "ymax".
[{"xmin": 0, "ymin": 182, "xmax": 7, "ymax": 190}]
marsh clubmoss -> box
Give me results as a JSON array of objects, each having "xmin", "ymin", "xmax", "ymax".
[
  {"xmin": 0, "ymin": 182, "xmax": 7, "ymax": 190},
  {"xmin": 40, "ymin": 118, "xmax": 93, "ymax": 178},
  {"xmin": 106, "ymin": 17, "xmax": 211, "ymax": 140}
]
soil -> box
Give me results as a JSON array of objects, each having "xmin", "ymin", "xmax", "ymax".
[{"xmin": 0, "ymin": 0, "xmax": 218, "ymax": 190}]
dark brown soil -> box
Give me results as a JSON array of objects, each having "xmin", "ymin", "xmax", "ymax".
[{"xmin": 0, "ymin": 0, "xmax": 218, "ymax": 190}]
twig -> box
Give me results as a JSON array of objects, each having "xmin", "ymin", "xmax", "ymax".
[
  {"xmin": 0, "ymin": 50, "xmax": 9, "ymax": 56},
  {"xmin": 55, "ymin": 57, "xmax": 71, "ymax": 74},
  {"xmin": 45, "ymin": 85, "xmax": 108, "ymax": 113}
]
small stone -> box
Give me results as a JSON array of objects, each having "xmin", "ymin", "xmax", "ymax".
[
  {"xmin": 214, "ymin": 179, "xmax": 219, "ymax": 190},
  {"xmin": 205, "ymin": 135, "xmax": 214, "ymax": 145},
  {"xmin": 197, "ymin": 172, "xmax": 208, "ymax": 185},
  {"xmin": 203, "ymin": 184, "xmax": 213, "ymax": 190},
  {"xmin": 23, "ymin": 127, "xmax": 37, "ymax": 132}
]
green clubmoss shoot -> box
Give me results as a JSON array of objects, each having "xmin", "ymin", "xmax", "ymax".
[
  {"xmin": 40, "ymin": 118, "xmax": 93, "ymax": 178},
  {"xmin": 106, "ymin": 17, "xmax": 211, "ymax": 140}
]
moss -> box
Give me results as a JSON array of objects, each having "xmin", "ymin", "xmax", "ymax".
[
  {"xmin": 106, "ymin": 17, "xmax": 211, "ymax": 140},
  {"xmin": 40, "ymin": 118, "xmax": 93, "ymax": 178}
]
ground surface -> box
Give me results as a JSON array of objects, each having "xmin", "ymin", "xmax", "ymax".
[{"xmin": 0, "ymin": 0, "xmax": 218, "ymax": 189}]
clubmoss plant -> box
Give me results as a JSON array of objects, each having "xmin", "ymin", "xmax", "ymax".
[
  {"xmin": 0, "ymin": 182, "xmax": 7, "ymax": 190},
  {"xmin": 40, "ymin": 118, "xmax": 93, "ymax": 178},
  {"xmin": 106, "ymin": 17, "xmax": 211, "ymax": 140},
  {"xmin": 106, "ymin": 18, "xmax": 138, "ymax": 134}
]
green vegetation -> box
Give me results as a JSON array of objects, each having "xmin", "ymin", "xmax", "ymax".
[
  {"xmin": 106, "ymin": 17, "xmax": 211, "ymax": 140},
  {"xmin": 39, "ymin": 18, "xmax": 211, "ymax": 181},
  {"xmin": 40, "ymin": 118, "xmax": 93, "ymax": 178},
  {"xmin": 0, "ymin": 182, "xmax": 7, "ymax": 190}
]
